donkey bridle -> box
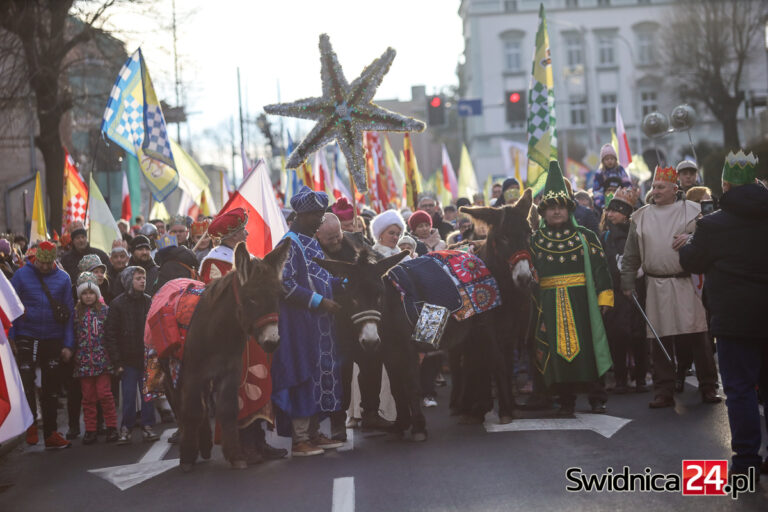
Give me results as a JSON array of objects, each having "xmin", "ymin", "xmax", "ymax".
[
  {"xmin": 350, "ymin": 310, "xmax": 382, "ymax": 326},
  {"xmin": 232, "ymin": 274, "xmax": 279, "ymax": 331}
]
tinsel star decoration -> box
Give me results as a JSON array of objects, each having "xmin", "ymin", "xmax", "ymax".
[{"xmin": 263, "ymin": 34, "xmax": 426, "ymax": 193}]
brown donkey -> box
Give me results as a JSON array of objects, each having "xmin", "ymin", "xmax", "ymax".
[{"xmin": 179, "ymin": 241, "xmax": 289, "ymax": 472}]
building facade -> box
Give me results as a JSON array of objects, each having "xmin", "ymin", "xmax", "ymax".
[{"xmin": 459, "ymin": 0, "xmax": 768, "ymax": 184}]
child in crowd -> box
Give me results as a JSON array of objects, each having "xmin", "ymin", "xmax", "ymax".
[
  {"xmin": 592, "ymin": 144, "xmax": 631, "ymax": 212},
  {"xmin": 408, "ymin": 210, "xmax": 446, "ymax": 253},
  {"xmin": 73, "ymin": 272, "xmax": 118, "ymax": 444}
]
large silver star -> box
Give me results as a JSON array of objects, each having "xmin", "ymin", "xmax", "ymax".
[{"xmin": 263, "ymin": 34, "xmax": 425, "ymax": 193}]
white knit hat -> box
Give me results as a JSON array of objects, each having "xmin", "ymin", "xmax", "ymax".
[
  {"xmin": 398, "ymin": 235, "xmax": 417, "ymax": 249},
  {"xmin": 76, "ymin": 272, "xmax": 102, "ymax": 300},
  {"xmin": 370, "ymin": 209, "xmax": 405, "ymax": 242}
]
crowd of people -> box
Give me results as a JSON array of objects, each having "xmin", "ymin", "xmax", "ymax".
[{"xmin": 1, "ymin": 144, "xmax": 766, "ymax": 479}]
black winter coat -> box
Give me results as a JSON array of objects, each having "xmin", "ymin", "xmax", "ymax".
[
  {"xmin": 61, "ymin": 246, "xmax": 111, "ymax": 285},
  {"xmin": 679, "ymin": 183, "xmax": 768, "ymax": 339},
  {"xmin": 104, "ymin": 290, "xmax": 151, "ymax": 369},
  {"xmin": 574, "ymin": 204, "xmax": 601, "ymax": 236},
  {"xmin": 602, "ymin": 221, "xmax": 645, "ymax": 342}
]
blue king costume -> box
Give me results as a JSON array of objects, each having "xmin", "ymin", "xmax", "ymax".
[{"xmin": 271, "ymin": 186, "xmax": 343, "ymax": 442}]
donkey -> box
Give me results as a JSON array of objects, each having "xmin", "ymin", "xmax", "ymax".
[
  {"xmin": 378, "ymin": 189, "xmax": 536, "ymax": 439},
  {"xmin": 179, "ymin": 241, "xmax": 290, "ymax": 472}
]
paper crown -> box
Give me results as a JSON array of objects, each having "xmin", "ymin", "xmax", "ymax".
[
  {"xmin": 653, "ymin": 166, "xmax": 678, "ymax": 184},
  {"xmin": 156, "ymin": 234, "xmax": 178, "ymax": 250},
  {"xmin": 190, "ymin": 219, "xmax": 211, "ymax": 237},
  {"xmin": 611, "ymin": 187, "xmax": 638, "ymax": 207},
  {"xmin": 722, "ymin": 150, "xmax": 758, "ymax": 186}
]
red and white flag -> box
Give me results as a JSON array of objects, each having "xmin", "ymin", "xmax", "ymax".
[
  {"xmin": 333, "ymin": 168, "xmax": 353, "ymax": 202},
  {"xmin": 0, "ymin": 272, "xmax": 33, "ymax": 444},
  {"xmin": 313, "ymin": 149, "xmax": 333, "ymax": 196},
  {"xmin": 615, "ymin": 106, "xmax": 632, "ymax": 169},
  {"xmin": 441, "ymin": 144, "xmax": 458, "ymax": 200},
  {"xmin": 62, "ymin": 149, "xmax": 88, "ymax": 231},
  {"xmin": 218, "ymin": 159, "xmax": 288, "ymax": 258},
  {"xmin": 120, "ymin": 171, "xmax": 132, "ymax": 222}
]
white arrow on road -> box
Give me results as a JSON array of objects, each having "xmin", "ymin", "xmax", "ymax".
[
  {"xmin": 88, "ymin": 429, "xmax": 179, "ymax": 491},
  {"xmin": 484, "ymin": 413, "xmax": 631, "ymax": 439}
]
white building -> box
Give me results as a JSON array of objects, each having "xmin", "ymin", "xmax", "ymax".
[{"xmin": 459, "ymin": 0, "xmax": 768, "ymax": 183}]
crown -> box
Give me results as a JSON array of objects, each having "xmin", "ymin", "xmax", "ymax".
[
  {"xmin": 612, "ymin": 186, "xmax": 638, "ymax": 207},
  {"xmin": 156, "ymin": 234, "xmax": 178, "ymax": 250},
  {"xmin": 722, "ymin": 150, "xmax": 758, "ymax": 186},
  {"xmin": 653, "ymin": 166, "xmax": 678, "ymax": 184}
]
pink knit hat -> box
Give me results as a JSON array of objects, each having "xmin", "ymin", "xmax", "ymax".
[
  {"xmin": 331, "ymin": 197, "xmax": 354, "ymax": 221},
  {"xmin": 600, "ymin": 143, "xmax": 617, "ymax": 160}
]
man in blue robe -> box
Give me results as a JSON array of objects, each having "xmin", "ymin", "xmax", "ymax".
[{"xmin": 272, "ymin": 186, "xmax": 344, "ymax": 456}]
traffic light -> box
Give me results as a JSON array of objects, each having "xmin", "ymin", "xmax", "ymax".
[
  {"xmin": 427, "ymin": 95, "xmax": 446, "ymax": 126},
  {"xmin": 505, "ymin": 90, "xmax": 526, "ymax": 123}
]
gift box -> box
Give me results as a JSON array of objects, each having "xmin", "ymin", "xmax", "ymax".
[{"xmin": 412, "ymin": 303, "xmax": 449, "ymax": 352}]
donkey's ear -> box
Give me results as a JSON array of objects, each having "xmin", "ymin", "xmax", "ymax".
[
  {"xmin": 373, "ymin": 250, "xmax": 409, "ymax": 276},
  {"xmin": 459, "ymin": 206, "xmax": 503, "ymax": 227},
  {"xmin": 234, "ymin": 242, "xmax": 251, "ymax": 286},
  {"xmin": 263, "ymin": 240, "xmax": 291, "ymax": 275},
  {"xmin": 513, "ymin": 188, "xmax": 533, "ymax": 214},
  {"xmin": 314, "ymin": 257, "xmax": 357, "ymax": 279}
]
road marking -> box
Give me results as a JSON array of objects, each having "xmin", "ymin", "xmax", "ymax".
[
  {"xmin": 484, "ymin": 413, "xmax": 631, "ymax": 439},
  {"xmin": 89, "ymin": 429, "xmax": 178, "ymax": 491},
  {"xmin": 332, "ymin": 477, "xmax": 355, "ymax": 512}
]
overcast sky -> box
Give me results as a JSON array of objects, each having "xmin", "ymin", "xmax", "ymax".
[{"xmin": 108, "ymin": 0, "xmax": 464, "ymax": 165}]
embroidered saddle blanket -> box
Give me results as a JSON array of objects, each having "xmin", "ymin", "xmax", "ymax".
[{"xmin": 385, "ymin": 250, "xmax": 501, "ymax": 325}]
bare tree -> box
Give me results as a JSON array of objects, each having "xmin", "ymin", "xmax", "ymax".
[
  {"xmin": 0, "ymin": 0, "xmax": 137, "ymax": 230},
  {"xmin": 662, "ymin": 0, "xmax": 767, "ymax": 149}
]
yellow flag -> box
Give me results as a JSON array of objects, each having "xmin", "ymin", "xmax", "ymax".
[
  {"xmin": 610, "ymin": 129, "xmax": 619, "ymax": 156},
  {"xmin": 30, "ymin": 171, "xmax": 48, "ymax": 243},
  {"xmin": 149, "ymin": 200, "xmax": 170, "ymax": 222},
  {"xmin": 402, "ymin": 134, "xmax": 423, "ymax": 209},
  {"xmin": 457, "ymin": 144, "xmax": 479, "ymax": 199}
]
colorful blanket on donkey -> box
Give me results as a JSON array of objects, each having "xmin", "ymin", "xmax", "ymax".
[
  {"xmin": 143, "ymin": 278, "xmax": 205, "ymax": 400},
  {"xmin": 385, "ymin": 250, "xmax": 501, "ymax": 325}
]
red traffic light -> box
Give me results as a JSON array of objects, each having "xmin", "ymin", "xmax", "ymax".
[
  {"xmin": 430, "ymin": 96, "xmax": 442, "ymax": 108},
  {"xmin": 509, "ymin": 92, "xmax": 521, "ymax": 103}
]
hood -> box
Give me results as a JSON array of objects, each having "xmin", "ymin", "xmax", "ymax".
[
  {"xmin": 120, "ymin": 266, "xmax": 143, "ymax": 294},
  {"xmin": 719, "ymin": 183, "xmax": 768, "ymax": 219}
]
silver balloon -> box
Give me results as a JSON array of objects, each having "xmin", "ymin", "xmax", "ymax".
[
  {"xmin": 642, "ymin": 112, "xmax": 669, "ymax": 139},
  {"xmin": 670, "ymin": 104, "xmax": 696, "ymax": 131}
]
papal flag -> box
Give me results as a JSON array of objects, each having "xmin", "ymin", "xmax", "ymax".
[
  {"xmin": 30, "ymin": 171, "xmax": 48, "ymax": 244},
  {"xmin": 101, "ymin": 48, "xmax": 178, "ymax": 201},
  {"xmin": 87, "ymin": 175, "xmax": 121, "ymax": 253},
  {"xmin": 526, "ymin": 4, "xmax": 557, "ymax": 194}
]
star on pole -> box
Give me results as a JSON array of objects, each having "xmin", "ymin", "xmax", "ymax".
[{"xmin": 263, "ymin": 34, "xmax": 426, "ymax": 193}]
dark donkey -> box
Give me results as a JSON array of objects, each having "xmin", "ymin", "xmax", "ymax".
[
  {"xmin": 179, "ymin": 241, "xmax": 290, "ymax": 472},
  {"xmin": 378, "ymin": 189, "xmax": 536, "ymax": 440}
]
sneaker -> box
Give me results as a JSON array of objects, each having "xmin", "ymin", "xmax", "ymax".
[
  {"xmin": 422, "ymin": 397, "xmax": 438, "ymax": 408},
  {"xmin": 117, "ymin": 426, "xmax": 131, "ymax": 445},
  {"xmin": 142, "ymin": 426, "xmax": 159, "ymax": 442},
  {"xmin": 44, "ymin": 432, "xmax": 72, "ymax": 450},
  {"xmin": 435, "ymin": 373, "xmax": 447, "ymax": 387},
  {"xmin": 168, "ymin": 429, "xmax": 180, "ymax": 444},
  {"xmin": 291, "ymin": 441, "xmax": 324, "ymax": 457},
  {"xmin": 702, "ymin": 390, "xmax": 722, "ymax": 404},
  {"xmin": 590, "ymin": 402, "xmax": 607, "ymax": 414},
  {"xmin": 345, "ymin": 417, "xmax": 361, "ymax": 429},
  {"xmin": 25, "ymin": 425, "xmax": 39, "ymax": 445},
  {"xmin": 105, "ymin": 427, "xmax": 118, "ymax": 443},
  {"xmin": 257, "ymin": 442, "xmax": 288, "ymax": 460},
  {"xmin": 312, "ymin": 434, "xmax": 344, "ymax": 450},
  {"xmin": 65, "ymin": 428, "xmax": 80, "ymax": 440},
  {"xmin": 82, "ymin": 431, "xmax": 98, "ymax": 445}
]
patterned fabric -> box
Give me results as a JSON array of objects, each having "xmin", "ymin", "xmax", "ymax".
[
  {"xmin": 426, "ymin": 251, "xmax": 502, "ymax": 321},
  {"xmin": 289, "ymin": 185, "xmax": 329, "ymax": 213},
  {"xmin": 144, "ymin": 278, "xmax": 205, "ymax": 360},
  {"xmin": 73, "ymin": 306, "xmax": 112, "ymax": 378}
]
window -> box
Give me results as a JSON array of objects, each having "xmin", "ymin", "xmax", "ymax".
[
  {"xmin": 640, "ymin": 90, "xmax": 658, "ymax": 116},
  {"xmin": 597, "ymin": 35, "xmax": 615, "ymax": 66},
  {"xmin": 504, "ymin": 0, "xmax": 518, "ymax": 12},
  {"xmin": 570, "ymin": 97, "xmax": 587, "ymax": 126},
  {"xmin": 566, "ymin": 0, "xmax": 579, "ymax": 7},
  {"xmin": 597, "ymin": 0, "xmax": 611, "ymax": 6},
  {"xmin": 564, "ymin": 34, "xmax": 583, "ymax": 67},
  {"xmin": 601, "ymin": 94, "xmax": 617, "ymax": 124},
  {"xmin": 503, "ymin": 39, "xmax": 522, "ymax": 71},
  {"xmin": 636, "ymin": 31, "xmax": 656, "ymax": 65}
]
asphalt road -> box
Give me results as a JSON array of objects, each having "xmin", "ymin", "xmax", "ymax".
[{"xmin": 1, "ymin": 378, "xmax": 766, "ymax": 512}]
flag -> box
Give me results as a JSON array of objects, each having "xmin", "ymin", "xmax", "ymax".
[
  {"xmin": 218, "ymin": 160, "xmax": 288, "ymax": 258},
  {"xmin": 402, "ymin": 133, "xmax": 423, "ymax": 210},
  {"xmin": 526, "ymin": 4, "xmax": 557, "ymax": 194},
  {"xmin": 333, "ymin": 167, "xmax": 353, "ymax": 201},
  {"xmin": 149, "ymin": 200, "xmax": 170, "ymax": 223},
  {"xmin": 30, "ymin": 171, "xmax": 47, "ymax": 244},
  {"xmin": 0, "ymin": 272, "xmax": 33, "ymax": 444},
  {"xmin": 299, "ymin": 161, "xmax": 313, "ymax": 189},
  {"xmin": 627, "ymin": 153, "xmax": 652, "ymax": 182},
  {"xmin": 383, "ymin": 136, "xmax": 406, "ymax": 205},
  {"xmin": 124, "ymin": 155, "xmax": 142, "ymax": 222},
  {"xmin": 457, "ymin": 144, "xmax": 480, "ymax": 199},
  {"xmin": 87, "ymin": 174, "xmax": 121, "ymax": 253},
  {"xmin": 62, "ymin": 149, "xmax": 88, "ymax": 230},
  {"xmin": 615, "ymin": 106, "xmax": 632, "ymax": 169},
  {"xmin": 313, "ymin": 149, "xmax": 333, "ymax": 196},
  {"xmin": 101, "ymin": 48, "xmax": 178, "ymax": 201},
  {"xmin": 199, "ymin": 188, "xmax": 214, "ymax": 217},
  {"xmin": 120, "ymin": 171, "xmax": 132, "ymax": 222},
  {"xmin": 500, "ymin": 140, "xmax": 529, "ymax": 183},
  {"xmin": 441, "ymin": 144, "xmax": 458, "ymax": 200}
]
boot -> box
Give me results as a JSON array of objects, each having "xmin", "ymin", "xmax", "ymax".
[
  {"xmin": 105, "ymin": 427, "xmax": 118, "ymax": 443},
  {"xmin": 361, "ymin": 411, "xmax": 394, "ymax": 431},
  {"xmin": 648, "ymin": 395, "xmax": 675, "ymax": 408},
  {"xmin": 82, "ymin": 431, "xmax": 98, "ymax": 445}
]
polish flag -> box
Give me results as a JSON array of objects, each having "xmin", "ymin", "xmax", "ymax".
[
  {"xmin": 218, "ymin": 159, "xmax": 288, "ymax": 258},
  {"xmin": 0, "ymin": 272, "xmax": 33, "ymax": 444},
  {"xmin": 313, "ymin": 149, "xmax": 333, "ymax": 196},
  {"xmin": 333, "ymin": 168, "xmax": 353, "ymax": 201},
  {"xmin": 441, "ymin": 144, "xmax": 458, "ymax": 200},
  {"xmin": 120, "ymin": 171, "xmax": 132, "ymax": 222},
  {"xmin": 615, "ymin": 106, "xmax": 633, "ymax": 169}
]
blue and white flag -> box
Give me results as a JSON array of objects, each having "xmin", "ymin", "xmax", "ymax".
[{"xmin": 102, "ymin": 48, "xmax": 178, "ymax": 201}]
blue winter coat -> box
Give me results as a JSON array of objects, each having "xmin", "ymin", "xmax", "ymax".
[{"xmin": 8, "ymin": 264, "xmax": 75, "ymax": 348}]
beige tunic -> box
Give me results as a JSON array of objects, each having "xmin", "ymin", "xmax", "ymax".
[{"xmin": 621, "ymin": 200, "xmax": 707, "ymax": 337}]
